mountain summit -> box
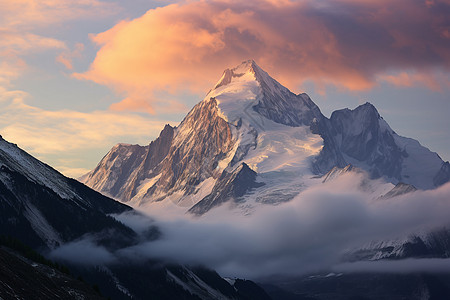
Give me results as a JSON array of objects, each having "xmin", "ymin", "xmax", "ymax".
[
  {"xmin": 81, "ymin": 60, "xmax": 450, "ymax": 215},
  {"xmin": 208, "ymin": 59, "xmax": 322, "ymax": 127}
]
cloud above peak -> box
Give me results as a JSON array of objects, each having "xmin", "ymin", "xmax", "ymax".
[{"xmin": 76, "ymin": 0, "xmax": 450, "ymax": 113}]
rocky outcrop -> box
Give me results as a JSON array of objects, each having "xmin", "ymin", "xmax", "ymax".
[
  {"xmin": 434, "ymin": 161, "xmax": 450, "ymax": 187},
  {"xmin": 321, "ymin": 164, "xmax": 354, "ymax": 183},
  {"xmin": 189, "ymin": 163, "xmax": 264, "ymax": 215},
  {"xmin": 247, "ymin": 60, "xmax": 323, "ymax": 127},
  {"xmin": 82, "ymin": 96, "xmax": 235, "ymax": 205},
  {"xmin": 148, "ymin": 97, "xmax": 235, "ymax": 200},
  {"xmin": 313, "ymin": 103, "xmax": 405, "ymax": 178},
  {"xmin": 380, "ymin": 182, "xmax": 417, "ymax": 199},
  {"xmin": 80, "ymin": 124, "xmax": 175, "ymax": 201},
  {"xmin": 118, "ymin": 124, "xmax": 174, "ymax": 200}
]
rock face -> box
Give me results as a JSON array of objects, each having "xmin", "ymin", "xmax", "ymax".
[
  {"xmin": 313, "ymin": 103, "xmax": 401, "ymax": 175},
  {"xmin": 434, "ymin": 161, "xmax": 450, "ymax": 187},
  {"xmin": 348, "ymin": 228, "xmax": 450, "ymax": 262},
  {"xmin": 380, "ymin": 182, "xmax": 417, "ymax": 199},
  {"xmin": 0, "ymin": 136, "xmax": 135, "ymax": 251},
  {"xmin": 150, "ymin": 97, "xmax": 235, "ymax": 201},
  {"xmin": 189, "ymin": 163, "xmax": 264, "ymax": 215},
  {"xmin": 245, "ymin": 60, "xmax": 322, "ymax": 127},
  {"xmin": 321, "ymin": 164, "xmax": 355, "ymax": 183},
  {"xmin": 82, "ymin": 60, "xmax": 450, "ymax": 215},
  {"xmin": 80, "ymin": 124, "xmax": 175, "ymax": 201},
  {"xmin": 313, "ymin": 102, "xmax": 446, "ymax": 189}
]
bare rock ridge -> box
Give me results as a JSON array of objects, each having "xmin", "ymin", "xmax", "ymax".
[
  {"xmin": 81, "ymin": 59, "xmax": 450, "ymax": 214},
  {"xmin": 313, "ymin": 103, "xmax": 404, "ymax": 179},
  {"xmin": 321, "ymin": 164, "xmax": 355, "ymax": 183},
  {"xmin": 189, "ymin": 162, "xmax": 265, "ymax": 215},
  {"xmin": 148, "ymin": 97, "xmax": 234, "ymax": 201},
  {"xmin": 434, "ymin": 161, "xmax": 450, "ymax": 187},
  {"xmin": 380, "ymin": 182, "xmax": 417, "ymax": 199},
  {"xmin": 80, "ymin": 124, "xmax": 175, "ymax": 201},
  {"xmin": 314, "ymin": 102, "xmax": 448, "ymax": 189},
  {"xmin": 250, "ymin": 60, "xmax": 323, "ymax": 127}
]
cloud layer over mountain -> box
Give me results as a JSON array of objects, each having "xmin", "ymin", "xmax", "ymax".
[{"xmin": 51, "ymin": 172, "xmax": 450, "ymax": 279}]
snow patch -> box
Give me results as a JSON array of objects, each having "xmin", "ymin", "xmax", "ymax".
[
  {"xmin": 394, "ymin": 134, "xmax": 443, "ymax": 189},
  {"xmin": 23, "ymin": 203, "xmax": 62, "ymax": 249},
  {"xmin": 132, "ymin": 174, "xmax": 162, "ymax": 202}
]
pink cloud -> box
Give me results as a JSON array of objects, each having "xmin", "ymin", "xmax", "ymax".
[
  {"xmin": 76, "ymin": 0, "xmax": 450, "ymax": 113},
  {"xmin": 56, "ymin": 43, "xmax": 85, "ymax": 70},
  {"xmin": 0, "ymin": 0, "xmax": 120, "ymax": 29},
  {"xmin": 0, "ymin": 29, "xmax": 66, "ymax": 87},
  {"xmin": 0, "ymin": 29, "xmax": 66, "ymax": 55},
  {"xmin": 0, "ymin": 0, "xmax": 119, "ymax": 91},
  {"xmin": 379, "ymin": 71, "xmax": 450, "ymax": 91}
]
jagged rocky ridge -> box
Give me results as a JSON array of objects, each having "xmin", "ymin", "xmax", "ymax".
[
  {"xmin": 347, "ymin": 227, "xmax": 450, "ymax": 262},
  {"xmin": 82, "ymin": 60, "xmax": 450, "ymax": 215},
  {"xmin": 312, "ymin": 102, "xmax": 448, "ymax": 189},
  {"xmin": 189, "ymin": 162, "xmax": 264, "ymax": 215}
]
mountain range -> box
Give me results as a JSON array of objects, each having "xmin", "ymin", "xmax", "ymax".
[
  {"xmin": 2, "ymin": 60, "xmax": 450, "ymax": 299},
  {"xmin": 81, "ymin": 60, "xmax": 450, "ymax": 215}
]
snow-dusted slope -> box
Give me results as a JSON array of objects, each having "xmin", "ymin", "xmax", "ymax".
[
  {"xmin": 82, "ymin": 60, "xmax": 324, "ymax": 213},
  {"xmin": 313, "ymin": 102, "xmax": 448, "ymax": 189},
  {"xmin": 0, "ymin": 137, "xmax": 81, "ymax": 201},
  {"xmin": 0, "ymin": 135, "xmax": 134, "ymax": 250},
  {"xmin": 82, "ymin": 60, "xmax": 450, "ymax": 215}
]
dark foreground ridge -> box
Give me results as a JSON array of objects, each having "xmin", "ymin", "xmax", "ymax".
[{"xmin": 0, "ymin": 245, "xmax": 104, "ymax": 299}]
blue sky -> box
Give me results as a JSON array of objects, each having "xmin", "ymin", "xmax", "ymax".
[{"xmin": 0, "ymin": 0, "xmax": 449, "ymax": 177}]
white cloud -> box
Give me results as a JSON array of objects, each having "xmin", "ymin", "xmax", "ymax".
[
  {"xmin": 116, "ymin": 175, "xmax": 450, "ymax": 279},
  {"xmin": 50, "ymin": 236, "xmax": 116, "ymax": 266},
  {"xmin": 48, "ymin": 172, "xmax": 450, "ymax": 280}
]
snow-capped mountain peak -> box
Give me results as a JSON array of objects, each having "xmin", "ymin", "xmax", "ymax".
[
  {"xmin": 82, "ymin": 60, "xmax": 450, "ymax": 215},
  {"xmin": 207, "ymin": 59, "xmax": 322, "ymax": 128},
  {"xmin": 210, "ymin": 59, "xmax": 285, "ymax": 96},
  {"xmin": 211, "ymin": 59, "xmax": 259, "ymax": 90}
]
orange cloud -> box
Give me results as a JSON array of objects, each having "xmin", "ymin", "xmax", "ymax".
[
  {"xmin": 76, "ymin": 0, "xmax": 450, "ymax": 113},
  {"xmin": 56, "ymin": 43, "xmax": 85, "ymax": 70},
  {"xmin": 379, "ymin": 71, "xmax": 450, "ymax": 91},
  {"xmin": 0, "ymin": 89, "xmax": 170, "ymax": 177}
]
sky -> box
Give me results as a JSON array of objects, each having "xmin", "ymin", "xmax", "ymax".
[{"xmin": 0, "ymin": 0, "xmax": 449, "ymax": 178}]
